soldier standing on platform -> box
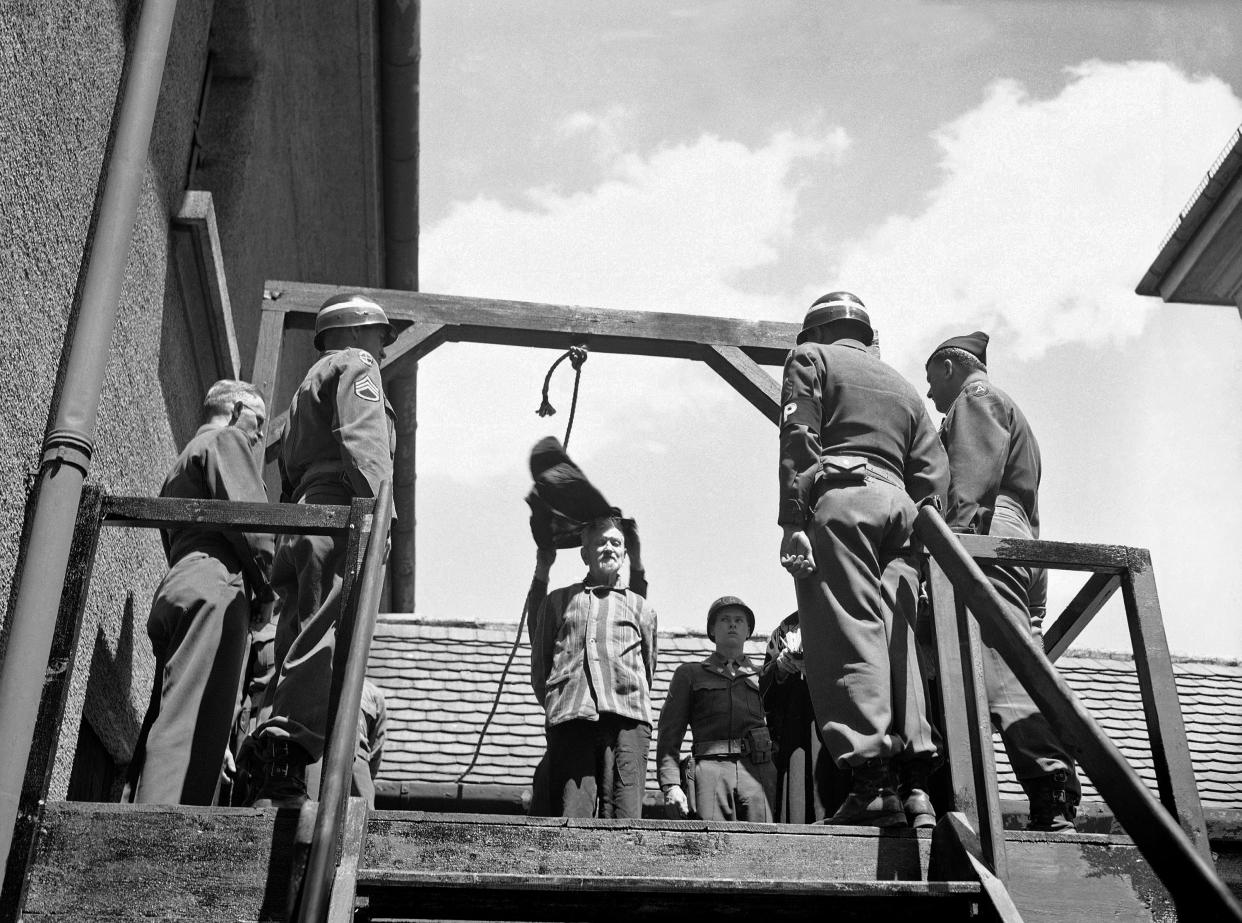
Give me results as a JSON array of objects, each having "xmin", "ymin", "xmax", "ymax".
[
  {"xmin": 924, "ymin": 331, "xmax": 1081, "ymax": 831},
  {"xmin": 778, "ymin": 292, "xmax": 947, "ymax": 828},
  {"xmin": 245, "ymin": 293, "xmax": 397, "ymax": 807},
  {"xmin": 657, "ymin": 596, "xmax": 776, "ymax": 822},
  {"xmin": 128, "ymin": 380, "xmax": 273, "ymax": 805}
]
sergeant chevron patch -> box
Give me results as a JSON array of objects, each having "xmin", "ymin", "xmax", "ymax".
[{"xmin": 355, "ymin": 376, "xmax": 381, "ymax": 402}]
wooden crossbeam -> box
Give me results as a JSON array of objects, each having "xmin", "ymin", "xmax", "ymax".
[
  {"xmin": 263, "ymin": 280, "xmax": 800, "ymax": 366},
  {"xmin": 1044, "ymin": 571, "xmax": 1121, "ymax": 662},
  {"xmin": 701, "ymin": 345, "xmax": 782, "ymax": 422}
]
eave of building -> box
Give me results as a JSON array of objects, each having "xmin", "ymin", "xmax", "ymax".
[{"xmin": 1136, "ymin": 125, "xmax": 1242, "ymax": 307}]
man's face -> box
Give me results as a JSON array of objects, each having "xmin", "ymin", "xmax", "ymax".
[
  {"xmin": 230, "ymin": 395, "xmax": 267, "ymax": 446},
  {"xmin": 925, "ymin": 359, "xmax": 957, "ymax": 414},
  {"xmin": 582, "ymin": 523, "xmax": 626, "ymax": 584},
  {"xmin": 712, "ymin": 608, "xmax": 750, "ymax": 654}
]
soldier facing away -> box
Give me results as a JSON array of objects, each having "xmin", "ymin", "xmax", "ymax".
[
  {"xmin": 924, "ymin": 330, "xmax": 1081, "ymax": 831},
  {"xmin": 127, "ymin": 379, "xmax": 273, "ymax": 805},
  {"xmin": 778, "ymin": 291, "xmax": 948, "ymax": 828},
  {"xmin": 244, "ymin": 293, "xmax": 397, "ymax": 807}
]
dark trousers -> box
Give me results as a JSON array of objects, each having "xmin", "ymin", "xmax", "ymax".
[
  {"xmin": 254, "ymin": 489, "xmax": 350, "ymax": 762},
  {"xmin": 980, "ymin": 502, "xmax": 1076, "ymax": 784},
  {"xmin": 546, "ymin": 715, "xmax": 651, "ymax": 818},
  {"xmin": 693, "ymin": 755, "xmax": 776, "ymax": 822},
  {"xmin": 796, "ymin": 481, "xmax": 939, "ymax": 768},
  {"xmin": 132, "ymin": 551, "xmax": 250, "ymax": 805}
]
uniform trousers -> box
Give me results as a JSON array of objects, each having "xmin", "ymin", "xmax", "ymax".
[
  {"xmin": 795, "ymin": 480, "xmax": 939, "ymax": 768},
  {"xmin": 132, "ymin": 550, "xmax": 251, "ymax": 804},
  {"xmin": 254, "ymin": 488, "xmax": 350, "ymax": 762},
  {"xmin": 546, "ymin": 714, "xmax": 650, "ymax": 818},
  {"xmin": 979, "ymin": 500, "xmax": 1076, "ymax": 784},
  {"xmin": 693, "ymin": 754, "xmax": 776, "ymax": 822}
]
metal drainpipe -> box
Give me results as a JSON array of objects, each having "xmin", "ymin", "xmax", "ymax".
[
  {"xmin": 0, "ymin": 0, "xmax": 179, "ymax": 872},
  {"xmin": 379, "ymin": 0, "xmax": 420, "ymax": 612}
]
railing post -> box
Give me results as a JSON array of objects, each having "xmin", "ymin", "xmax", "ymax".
[
  {"xmin": 926, "ymin": 558, "xmax": 1007, "ymax": 879},
  {"xmin": 1121, "ymin": 547, "xmax": 1211, "ymax": 862}
]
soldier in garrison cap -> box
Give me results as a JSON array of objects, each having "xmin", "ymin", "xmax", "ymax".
[
  {"xmin": 126, "ymin": 380, "xmax": 273, "ymax": 805},
  {"xmin": 656, "ymin": 597, "xmax": 776, "ymax": 822},
  {"xmin": 244, "ymin": 293, "xmax": 397, "ymax": 808},
  {"xmin": 925, "ymin": 331, "xmax": 1081, "ymax": 831},
  {"xmin": 778, "ymin": 292, "xmax": 948, "ymax": 828}
]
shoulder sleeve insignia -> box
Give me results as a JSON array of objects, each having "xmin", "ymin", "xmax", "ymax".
[
  {"xmin": 357, "ymin": 350, "xmax": 375, "ymax": 367},
  {"xmin": 354, "ymin": 375, "xmax": 381, "ymax": 402},
  {"xmin": 783, "ymin": 402, "xmax": 797, "ymax": 422}
]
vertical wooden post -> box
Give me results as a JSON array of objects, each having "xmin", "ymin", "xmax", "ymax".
[
  {"xmin": 250, "ymin": 302, "xmax": 287, "ymax": 410},
  {"xmin": 927, "ymin": 559, "xmax": 1007, "ymax": 880},
  {"xmin": 0, "ymin": 488, "xmax": 104, "ymax": 922},
  {"xmin": 1121, "ymin": 548, "xmax": 1211, "ymax": 862},
  {"xmin": 388, "ymin": 367, "xmax": 417, "ymax": 612}
]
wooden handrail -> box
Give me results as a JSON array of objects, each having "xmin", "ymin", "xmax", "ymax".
[
  {"xmin": 297, "ymin": 482, "xmax": 393, "ymax": 923},
  {"xmin": 915, "ymin": 506, "xmax": 1242, "ymax": 922},
  {"xmin": 102, "ymin": 495, "xmax": 352, "ymax": 534}
]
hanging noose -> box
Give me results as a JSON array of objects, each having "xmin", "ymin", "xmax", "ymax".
[{"xmin": 536, "ymin": 344, "xmax": 589, "ymax": 449}]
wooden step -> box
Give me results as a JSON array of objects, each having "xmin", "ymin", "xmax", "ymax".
[
  {"xmin": 16, "ymin": 804, "xmax": 1176, "ymax": 922},
  {"xmin": 354, "ymin": 871, "xmax": 982, "ymax": 922}
]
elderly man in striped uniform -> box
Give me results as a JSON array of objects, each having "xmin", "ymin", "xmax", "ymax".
[{"xmin": 530, "ymin": 516, "xmax": 658, "ymax": 818}]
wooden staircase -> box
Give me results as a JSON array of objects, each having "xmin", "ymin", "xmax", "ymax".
[{"xmin": 18, "ymin": 802, "xmax": 1179, "ymax": 922}]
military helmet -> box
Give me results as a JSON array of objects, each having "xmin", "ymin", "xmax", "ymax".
[
  {"xmin": 313, "ymin": 293, "xmax": 397, "ymax": 350},
  {"xmin": 706, "ymin": 596, "xmax": 756, "ymax": 641},
  {"xmin": 797, "ymin": 291, "xmax": 874, "ymax": 345}
]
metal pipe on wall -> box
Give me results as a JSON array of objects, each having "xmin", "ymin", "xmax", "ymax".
[
  {"xmin": 0, "ymin": 0, "xmax": 179, "ymax": 873},
  {"xmin": 378, "ymin": 0, "xmax": 420, "ymax": 612}
]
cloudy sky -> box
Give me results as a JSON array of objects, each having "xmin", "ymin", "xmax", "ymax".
[{"xmin": 409, "ymin": 1, "xmax": 1242, "ymax": 660}]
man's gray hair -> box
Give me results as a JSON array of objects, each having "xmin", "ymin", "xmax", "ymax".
[
  {"xmin": 581, "ymin": 516, "xmax": 624, "ymax": 544},
  {"xmin": 203, "ymin": 379, "xmax": 263, "ymax": 420},
  {"xmin": 929, "ymin": 346, "xmax": 986, "ymax": 374}
]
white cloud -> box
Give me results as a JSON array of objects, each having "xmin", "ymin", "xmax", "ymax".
[
  {"xmin": 830, "ymin": 60, "xmax": 1242, "ymax": 366},
  {"xmin": 419, "ymin": 125, "xmax": 853, "ymax": 480}
]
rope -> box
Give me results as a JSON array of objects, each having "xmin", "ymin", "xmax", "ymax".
[
  {"xmin": 457, "ymin": 346, "xmax": 591, "ymax": 784},
  {"xmin": 536, "ymin": 345, "xmax": 588, "ymax": 450},
  {"xmin": 455, "ymin": 598, "xmax": 528, "ymax": 785}
]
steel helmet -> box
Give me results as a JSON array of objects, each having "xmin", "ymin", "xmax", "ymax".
[
  {"xmin": 796, "ymin": 291, "xmax": 874, "ymax": 345},
  {"xmin": 706, "ymin": 596, "xmax": 756, "ymax": 640},
  {"xmin": 313, "ymin": 293, "xmax": 397, "ymax": 350}
]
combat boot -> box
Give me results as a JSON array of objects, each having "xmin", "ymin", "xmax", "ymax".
[
  {"xmin": 826, "ymin": 758, "xmax": 906, "ymax": 828},
  {"xmin": 1022, "ymin": 768, "xmax": 1080, "ymax": 832},
  {"xmin": 250, "ymin": 739, "xmax": 310, "ymax": 809},
  {"xmin": 897, "ymin": 755, "xmax": 937, "ymax": 829}
]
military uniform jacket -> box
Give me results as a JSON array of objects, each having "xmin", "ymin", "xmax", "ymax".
[
  {"xmin": 778, "ymin": 338, "xmax": 948, "ymax": 525},
  {"xmin": 280, "ymin": 348, "xmax": 396, "ymax": 502},
  {"xmin": 939, "ymin": 374, "xmax": 1040, "ymax": 534},
  {"xmin": 655, "ymin": 653, "xmax": 766, "ymax": 789},
  {"xmin": 159, "ymin": 423, "xmax": 274, "ymax": 598}
]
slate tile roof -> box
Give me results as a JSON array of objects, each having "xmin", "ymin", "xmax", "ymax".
[{"xmin": 367, "ymin": 616, "xmax": 1242, "ymax": 808}]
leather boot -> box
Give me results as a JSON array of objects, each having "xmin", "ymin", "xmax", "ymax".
[
  {"xmin": 827, "ymin": 758, "xmax": 906, "ymax": 828},
  {"xmin": 250, "ymin": 739, "xmax": 310, "ymax": 809},
  {"xmin": 897, "ymin": 756, "xmax": 937, "ymax": 829},
  {"xmin": 1022, "ymin": 768, "xmax": 1080, "ymax": 832}
]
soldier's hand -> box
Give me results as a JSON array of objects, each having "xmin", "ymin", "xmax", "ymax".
[
  {"xmin": 664, "ymin": 785, "xmax": 690, "ymax": 819},
  {"xmin": 221, "ymin": 747, "xmax": 237, "ymax": 784},
  {"xmin": 780, "ymin": 529, "xmax": 817, "ymax": 577},
  {"xmin": 776, "ymin": 648, "xmax": 803, "ymax": 677}
]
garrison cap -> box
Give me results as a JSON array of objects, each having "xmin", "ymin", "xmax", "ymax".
[
  {"xmin": 797, "ymin": 291, "xmax": 874, "ymax": 345},
  {"xmin": 930, "ymin": 331, "xmax": 989, "ymax": 368},
  {"xmin": 314, "ymin": 293, "xmax": 397, "ymax": 350},
  {"xmin": 706, "ymin": 595, "xmax": 756, "ymax": 640}
]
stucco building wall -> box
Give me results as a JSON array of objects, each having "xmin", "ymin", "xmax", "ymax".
[{"xmin": 0, "ymin": 0, "xmax": 383, "ymax": 796}]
